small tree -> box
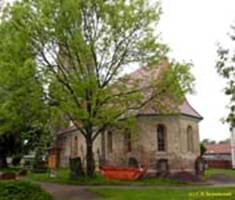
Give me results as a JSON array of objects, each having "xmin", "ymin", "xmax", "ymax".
[
  {"xmin": 201, "ymin": 138, "xmax": 216, "ymax": 145},
  {"xmin": 200, "ymin": 143, "xmax": 207, "ymax": 156},
  {"xmin": 1, "ymin": 0, "xmax": 194, "ymax": 176},
  {"xmin": 218, "ymin": 138, "xmax": 230, "ymax": 144}
]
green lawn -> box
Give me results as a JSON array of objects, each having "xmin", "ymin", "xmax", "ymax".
[
  {"xmin": 4, "ymin": 167, "xmax": 235, "ymax": 187},
  {"xmin": 205, "ymin": 168, "xmax": 235, "ymax": 178},
  {"xmin": 0, "ymin": 181, "xmax": 53, "ymax": 200},
  {"xmin": 26, "ymin": 168, "xmax": 187, "ymax": 186},
  {"xmin": 91, "ymin": 187, "xmax": 235, "ymax": 200},
  {"xmin": 0, "ymin": 166, "xmax": 22, "ymax": 173}
]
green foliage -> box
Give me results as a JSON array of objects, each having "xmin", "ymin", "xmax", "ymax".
[
  {"xmin": 32, "ymin": 144, "xmax": 48, "ymax": 173},
  {"xmin": 1, "ymin": 0, "xmax": 194, "ymax": 132},
  {"xmin": 200, "ymin": 143, "xmax": 207, "ymax": 156},
  {"xmin": 0, "ymin": 181, "xmax": 53, "ymax": 200},
  {"xmin": 201, "ymin": 138, "xmax": 216, "ymax": 145},
  {"xmin": 69, "ymin": 157, "xmax": 85, "ymax": 179},
  {"xmin": 0, "ymin": 24, "xmax": 46, "ymax": 133},
  {"xmin": 0, "ymin": 15, "xmax": 52, "ymax": 159},
  {"xmin": 216, "ymin": 26, "xmax": 235, "ymax": 126},
  {"xmin": 11, "ymin": 154, "xmax": 23, "ymax": 166},
  {"xmin": 0, "ymin": 0, "xmax": 194, "ymax": 175}
]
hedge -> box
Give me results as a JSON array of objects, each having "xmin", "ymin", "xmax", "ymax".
[{"xmin": 0, "ymin": 181, "xmax": 53, "ymax": 200}]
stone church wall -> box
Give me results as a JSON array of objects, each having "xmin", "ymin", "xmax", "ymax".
[
  {"xmin": 105, "ymin": 115, "xmax": 200, "ymax": 175},
  {"xmin": 57, "ymin": 114, "xmax": 201, "ymax": 175}
]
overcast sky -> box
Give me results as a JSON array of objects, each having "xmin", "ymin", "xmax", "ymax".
[{"xmin": 158, "ymin": 0, "xmax": 235, "ymax": 141}]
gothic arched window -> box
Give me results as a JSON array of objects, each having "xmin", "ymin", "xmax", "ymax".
[
  {"xmin": 187, "ymin": 126, "xmax": 194, "ymax": 152},
  {"xmin": 124, "ymin": 130, "xmax": 132, "ymax": 153},
  {"xmin": 74, "ymin": 136, "xmax": 78, "ymax": 156},
  {"xmin": 107, "ymin": 131, "xmax": 113, "ymax": 153},
  {"xmin": 157, "ymin": 124, "xmax": 167, "ymax": 152}
]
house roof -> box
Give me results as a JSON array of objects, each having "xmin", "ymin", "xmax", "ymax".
[
  {"xmin": 134, "ymin": 99, "xmax": 203, "ymax": 120},
  {"xmin": 178, "ymin": 99, "xmax": 203, "ymax": 119},
  {"xmin": 206, "ymin": 143, "xmax": 231, "ymax": 154}
]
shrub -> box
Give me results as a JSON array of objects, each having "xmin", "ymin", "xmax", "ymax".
[
  {"xmin": 24, "ymin": 159, "xmax": 32, "ymax": 169},
  {"xmin": 11, "ymin": 154, "xmax": 22, "ymax": 166},
  {"xmin": 32, "ymin": 160, "xmax": 48, "ymax": 173},
  {"xmin": 200, "ymin": 143, "xmax": 207, "ymax": 156},
  {"xmin": 69, "ymin": 157, "xmax": 85, "ymax": 179},
  {"xmin": 0, "ymin": 181, "xmax": 53, "ymax": 200},
  {"xmin": 0, "ymin": 172, "xmax": 16, "ymax": 180},
  {"xmin": 32, "ymin": 146, "xmax": 48, "ymax": 173}
]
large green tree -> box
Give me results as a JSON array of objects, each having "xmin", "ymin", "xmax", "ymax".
[
  {"xmin": 216, "ymin": 25, "xmax": 235, "ymax": 127},
  {"xmin": 1, "ymin": 0, "xmax": 194, "ymax": 176},
  {"xmin": 0, "ymin": 20, "xmax": 50, "ymax": 168}
]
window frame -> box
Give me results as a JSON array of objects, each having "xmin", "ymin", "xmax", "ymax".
[
  {"xmin": 157, "ymin": 124, "xmax": 167, "ymax": 152},
  {"xmin": 107, "ymin": 131, "xmax": 113, "ymax": 153},
  {"xmin": 124, "ymin": 130, "xmax": 132, "ymax": 153},
  {"xmin": 187, "ymin": 126, "xmax": 194, "ymax": 153}
]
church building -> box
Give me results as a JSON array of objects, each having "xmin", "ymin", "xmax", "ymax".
[{"xmin": 56, "ymin": 61, "xmax": 203, "ymax": 176}]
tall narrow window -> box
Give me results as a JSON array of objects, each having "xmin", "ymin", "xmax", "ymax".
[
  {"xmin": 124, "ymin": 130, "xmax": 132, "ymax": 152},
  {"xmin": 107, "ymin": 131, "xmax": 113, "ymax": 153},
  {"xmin": 157, "ymin": 124, "xmax": 166, "ymax": 151},
  {"xmin": 187, "ymin": 126, "xmax": 194, "ymax": 152},
  {"xmin": 101, "ymin": 131, "xmax": 106, "ymax": 160},
  {"xmin": 74, "ymin": 136, "xmax": 78, "ymax": 156}
]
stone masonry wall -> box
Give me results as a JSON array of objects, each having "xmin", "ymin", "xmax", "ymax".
[
  {"xmin": 105, "ymin": 115, "xmax": 201, "ymax": 175},
  {"xmin": 57, "ymin": 114, "xmax": 201, "ymax": 175}
]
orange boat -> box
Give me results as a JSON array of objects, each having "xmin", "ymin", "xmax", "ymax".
[{"xmin": 100, "ymin": 166, "xmax": 146, "ymax": 181}]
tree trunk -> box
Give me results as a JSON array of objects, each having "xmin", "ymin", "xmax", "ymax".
[
  {"xmin": 86, "ymin": 138, "xmax": 95, "ymax": 177},
  {"xmin": 0, "ymin": 147, "xmax": 8, "ymax": 168}
]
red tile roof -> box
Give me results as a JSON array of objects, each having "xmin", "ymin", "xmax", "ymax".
[{"xmin": 206, "ymin": 144, "xmax": 231, "ymax": 154}]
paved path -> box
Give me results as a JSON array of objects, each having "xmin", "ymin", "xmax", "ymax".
[{"xmin": 40, "ymin": 182, "xmax": 101, "ymax": 200}]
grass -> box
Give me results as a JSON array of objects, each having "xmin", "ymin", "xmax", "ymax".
[
  {"xmin": 4, "ymin": 167, "xmax": 235, "ymax": 187},
  {"xmin": 1, "ymin": 167, "xmax": 235, "ymax": 200},
  {"xmin": 0, "ymin": 180, "xmax": 53, "ymax": 200},
  {"xmin": 0, "ymin": 166, "xmax": 22, "ymax": 173},
  {"xmin": 91, "ymin": 187, "xmax": 235, "ymax": 200},
  {"xmin": 205, "ymin": 168, "xmax": 235, "ymax": 178},
  {"xmin": 26, "ymin": 168, "xmax": 187, "ymax": 186}
]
